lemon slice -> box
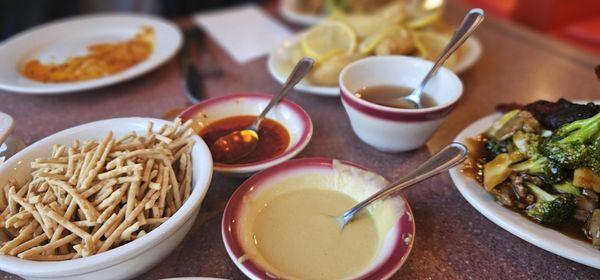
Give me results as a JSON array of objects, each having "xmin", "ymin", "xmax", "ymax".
[
  {"xmin": 407, "ymin": 9, "xmax": 442, "ymax": 29},
  {"xmin": 301, "ymin": 21, "xmax": 356, "ymax": 63},
  {"xmin": 329, "ymin": 3, "xmax": 404, "ymax": 39},
  {"xmin": 413, "ymin": 31, "xmax": 458, "ymax": 70},
  {"xmin": 358, "ymin": 24, "xmax": 399, "ymax": 54}
]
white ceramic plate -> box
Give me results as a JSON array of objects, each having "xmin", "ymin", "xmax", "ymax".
[
  {"xmin": 267, "ymin": 34, "xmax": 482, "ymax": 96},
  {"xmin": 0, "ymin": 112, "xmax": 14, "ymax": 145},
  {"xmin": 0, "ymin": 13, "xmax": 182, "ymax": 95},
  {"xmin": 449, "ymin": 111, "xmax": 600, "ymax": 269},
  {"xmin": 278, "ymin": 0, "xmax": 324, "ymax": 26}
]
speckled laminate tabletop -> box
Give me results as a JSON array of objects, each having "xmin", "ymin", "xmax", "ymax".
[{"xmin": 0, "ymin": 1, "xmax": 599, "ymax": 279}]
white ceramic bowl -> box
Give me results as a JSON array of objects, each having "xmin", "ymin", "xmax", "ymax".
[
  {"xmin": 0, "ymin": 118, "xmax": 213, "ymax": 280},
  {"xmin": 179, "ymin": 93, "xmax": 313, "ymax": 177},
  {"xmin": 0, "ymin": 112, "xmax": 21, "ymax": 164},
  {"xmin": 339, "ymin": 56, "xmax": 463, "ymax": 152},
  {"xmin": 222, "ymin": 158, "xmax": 415, "ymax": 279}
]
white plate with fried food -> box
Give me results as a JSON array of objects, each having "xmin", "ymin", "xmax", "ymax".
[
  {"xmin": 267, "ymin": 32, "xmax": 481, "ymax": 96},
  {"xmin": 0, "ymin": 14, "xmax": 182, "ymax": 95},
  {"xmin": 268, "ymin": 1, "xmax": 482, "ymax": 96},
  {"xmin": 278, "ymin": 0, "xmax": 325, "ymax": 26},
  {"xmin": 0, "ymin": 117, "xmax": 213, "ymax": 279},
  {"xmin": 278, "ymin": 0, "xmax": 400, "ymax": 26}
]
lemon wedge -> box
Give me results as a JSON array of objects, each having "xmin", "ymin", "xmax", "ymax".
[
  {"xmin": 407, "ymin": 9, "xmax": 442, "ymax": 29},
  {"xmin": 358, "ymin": 24, "xmax": 400, "ymax": 54},
  {"xmin": 413, "ymin": 30, "xmax": 458, "ymax": 70},
  {"xmin": 329, "ymin": 3, "xmax": 404, "ymax": 39},
  {"xmin": 301, "ymin": 21, "xmax": 356, "ymax": 63}
]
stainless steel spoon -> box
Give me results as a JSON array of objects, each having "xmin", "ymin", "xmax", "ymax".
[
  {"xmin": 210, "ymin": 57, "xmax": 314, "ymax": 163},
  {"xmin": 335, "ymin": 142, "xmax": 468, "ymax": 229},
  {"xmin": 393, "ymin": 8, "xmax": 484, "ymax": 109}
]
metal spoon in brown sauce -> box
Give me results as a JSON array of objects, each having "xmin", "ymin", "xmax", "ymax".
[{"xmin": 209, "ymin": 58, "xmax": 314, "ymax": 163}]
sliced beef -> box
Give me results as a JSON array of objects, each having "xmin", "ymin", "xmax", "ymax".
[
  {"xmin": 525, "ymin": 98, "xmax": 600, "ymax": 130},
  {"xmin": 584, "ymin": 209, "xmax": 600, "ymax": 248},
  {"xmin": 492, "ymin": 177, "xmax": 532, "ymax": 210},
  {"xmin": 574, "ymin": 189, "xmax": 599, "ymax": 222},
  {"xmin": 495, "ymin": 102, "xmax": 524, "ymax": 113}
]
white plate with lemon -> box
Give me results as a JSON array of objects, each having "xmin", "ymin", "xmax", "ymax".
[{"xmin": 267, "ymin": 8, "xmax": 483, "ymax": 96}]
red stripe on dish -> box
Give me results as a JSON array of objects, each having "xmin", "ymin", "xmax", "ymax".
[
  {"xmin": 340, "ymin": 88, "xmax": 458, "ymax": 122},
  {"xmin": 221, "ymin": 157, "xmax": 415, "ymax": 279},
  {"xmin": 178, "ymin": 93, "xmax": 313, "ymax": 168}
]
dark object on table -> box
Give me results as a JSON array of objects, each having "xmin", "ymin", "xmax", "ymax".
[
  {"xmin": 495, "ymin": 102, "xmax": 524, "ymax": 112},
  {"xmin": 179, "ymin": 27, "xmax": 223, "ymax": 103},
  {"xmin": 179, "ymin": 29, "xmax": 203, "ymax": 103},
  {"xmin": 596, "ymin": 65, "xmax": 600, "ymax": 80},
  {"xmin": 525, "ymin": 98, "xmax": 600, "ymax": 130},
  {"xmin": 188, "ymin": 27, "xmax": 223, "ymax": 77}
]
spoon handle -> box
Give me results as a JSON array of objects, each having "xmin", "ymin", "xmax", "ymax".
[
  {"xmin": 252, "ymin": 57, "xmax": 314, "ymax": 130},
  {"xmin": 413, "ymin": 9, "xmax": 484, "ymax": 99},
  {"xmin": 340, "ymin": 143, "xmax": 468, "ymax": 223}
]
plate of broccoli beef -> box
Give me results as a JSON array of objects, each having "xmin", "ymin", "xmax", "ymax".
[{"xmin": 449, "ymin": 99, "xmax": 600, "ymax": 269}]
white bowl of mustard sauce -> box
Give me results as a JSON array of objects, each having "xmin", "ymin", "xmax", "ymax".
[{"xmin": 222, "ymin": 158, "xmax": 415, "ymax": 279}]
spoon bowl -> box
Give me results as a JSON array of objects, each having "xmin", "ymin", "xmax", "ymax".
[
  {"xmin": 210, "ymin": 129, "xmax": 258, "ymax": 163},
  {"xmin": 396, "ymin": 8, "xmax": 484, "ymax": 109},
  {"xmin": 335, "ymin": 142, "xmax": 468, "ymax": 229}
]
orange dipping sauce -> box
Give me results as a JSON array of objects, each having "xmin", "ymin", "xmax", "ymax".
[
  {"xmin": 199, "ymin": 116, "xmax": 290, "ymax": 164},
  {"xmin": 21, "ymin": 26, "xmax": 154, "ymax": 83}
]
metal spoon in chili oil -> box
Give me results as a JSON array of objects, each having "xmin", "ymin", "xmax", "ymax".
[{"xmin": 209, "ymin": 58, "xmax": 314, "ymax": 163}]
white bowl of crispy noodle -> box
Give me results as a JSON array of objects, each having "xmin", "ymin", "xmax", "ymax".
[{"xmin": 0, "ymin": 117, "xmax": 213, "ymax": 279}]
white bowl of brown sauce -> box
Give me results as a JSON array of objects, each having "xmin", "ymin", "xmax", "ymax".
[
  {"xmin": 339, "ymin": 56, "xmax": 463, "ymax": 152},
  {"xmin": 179, "ymin": 93, "xmax": 313, "ymax": 177}
]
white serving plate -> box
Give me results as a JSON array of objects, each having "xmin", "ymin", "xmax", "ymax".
[
  {"xmin": 449, "ymin": 111, "xmax": 600, "ymax": 269},
  {"xmin": 278, "ymin": 0, "xmax": 325, "ymax": 26},
  {"xmin": 0, "ymin": 118, "xmax": 213, "ymax": 279},
  {"xmin": 0, "ymin": 13, "xmax": 182, "ymax": 95},
  {"xmin": 267, "ymin": 33, "xmax": 482, "ymax": 96}
]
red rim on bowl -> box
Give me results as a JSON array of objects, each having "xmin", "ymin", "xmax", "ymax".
[
  {"xmin": 178, "ymin": 93, "xmax": 313, "ymax": 172},
  {"xmin": 339, "ymin": 56, "xmax": 463, "ymax": 122},
  {"xmin": 221, "ymin": 157, "xmax": 415, "ymax": 279}
]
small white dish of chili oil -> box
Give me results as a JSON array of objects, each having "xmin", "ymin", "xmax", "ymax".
[{"xmin": 179, "ymin": 93, "xmax": 313, "ymax": 177}]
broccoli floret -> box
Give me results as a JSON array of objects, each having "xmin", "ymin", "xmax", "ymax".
[
  {"xmin": 552, "ymin": 181, "xmax": 581, "ymax": 196},
  {"xmin": 485, "ymin": 139, "xmax": 508, "ymax": 157},
  {"xmin": 525, "ymin": 183, "xmax": 575, "ymax": 226},
  {"xmin": 589, "ymin": 137, "xmax": 600, "ymax": 173},
  {"xmin": 508, "ymin": 130, "xmax": 566, "ymax": 184},
  {"xmin": 512, "ymin": 131, "xmax": 540, "ymax": 158},
  {"xmin": 511, "ymin": 155, "xmax": 566, "ymax": 184},
  {"xmin": 540, "ymin": 112, "xmax": 600, "ymax": 169}
]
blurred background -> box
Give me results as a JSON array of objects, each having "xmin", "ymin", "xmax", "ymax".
[
  {"xmin": 0, "ymin": 0, "xmax": 266, "ymax": 40},
  {"xmin": 1, "ymin": 0, "xmax": 599, "ymax": 54}
]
